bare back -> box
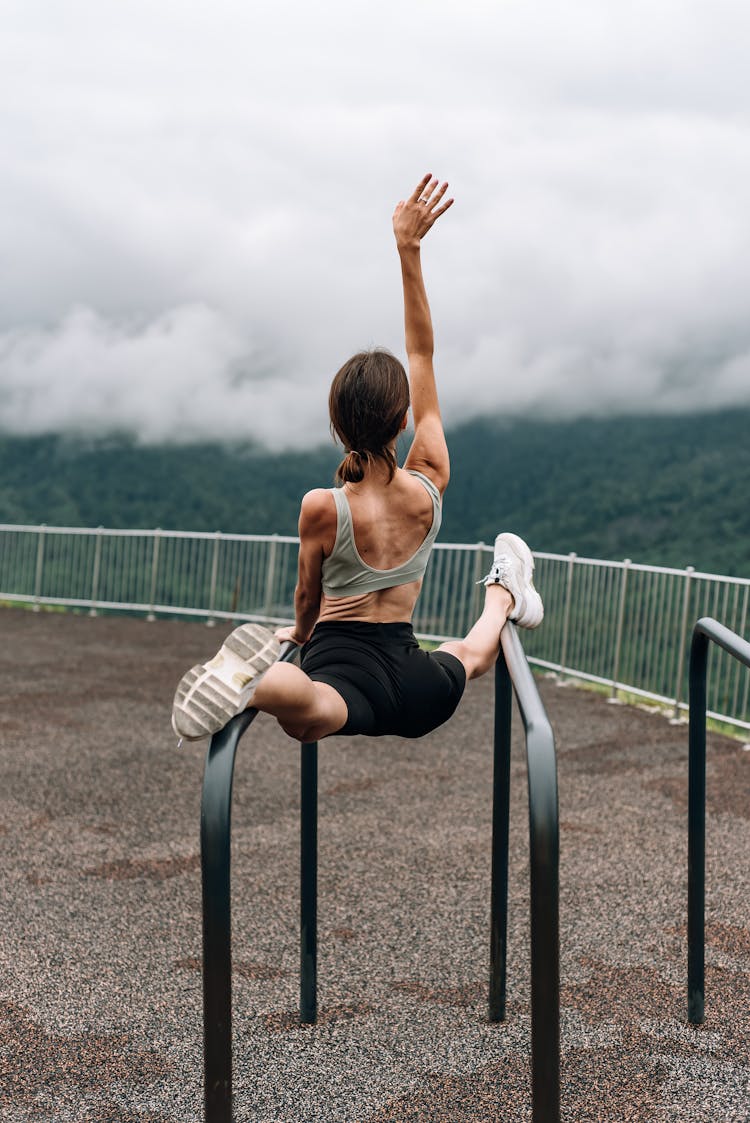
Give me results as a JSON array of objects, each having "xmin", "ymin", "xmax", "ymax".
[{"xmin": 317, "ymin": 467, "xmax": 437, "ymax": 624}]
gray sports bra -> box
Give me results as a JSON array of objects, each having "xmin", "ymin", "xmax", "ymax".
[{"xmin": 321, "ymin": 470, "xmax": 442, "ymax": 598}]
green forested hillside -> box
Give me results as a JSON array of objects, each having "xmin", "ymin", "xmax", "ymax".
[{"xmin": 1, "ymin": 408, "xmax": 748, "ymax": 576}]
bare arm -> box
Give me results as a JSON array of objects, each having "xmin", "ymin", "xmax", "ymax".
[
  {"xmin": 393, "ymin": 174, "xmax": 454, "ymax": 494},
  {"xmin": 275, "ymin": 489, "xmax": 335, "ymax": 645}
]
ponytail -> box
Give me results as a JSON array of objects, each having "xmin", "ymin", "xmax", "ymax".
[
  {"xmin": 336, "ymin": 449, "xmax": 369, "ymax": 485},
  {"xmin": 335, "ymin": 444, "xmax": 400, "ymax": 486}
]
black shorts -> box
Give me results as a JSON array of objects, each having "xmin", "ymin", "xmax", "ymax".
[{"xmin": 300, "ymin": 620, "xmax": 466, "ymax": 739}]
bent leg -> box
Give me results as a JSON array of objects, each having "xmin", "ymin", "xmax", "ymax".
[
  {"xmin": 250, "ymin": 661, "xmax": 348, "ymax": 743},
  {"xmin": 438, "ymin": 585, "xmax": 513, "ymax": 681}
]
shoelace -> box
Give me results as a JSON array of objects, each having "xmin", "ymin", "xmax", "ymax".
[{"xmin": 476, "ymin": 553, "xmax": 512, "ymax": 585}]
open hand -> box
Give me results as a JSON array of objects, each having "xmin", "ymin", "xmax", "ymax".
[{"xmin": 393, "ymin": 173, "xmax": 453, "ymax": 251}]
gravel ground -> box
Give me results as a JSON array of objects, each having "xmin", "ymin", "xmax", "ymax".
[{"xmin": 0, "ymin": 606, "xmax": 748, "ymax": 1123}]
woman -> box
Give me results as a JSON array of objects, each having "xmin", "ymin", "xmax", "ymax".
[{"xmin": 172, "ymin": 174, "xmax": 542, "ymax": 745}]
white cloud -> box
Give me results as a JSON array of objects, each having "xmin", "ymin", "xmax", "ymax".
[{"xmin": 2, "ymin": 0, "xmax": 750, "ymax": 445}]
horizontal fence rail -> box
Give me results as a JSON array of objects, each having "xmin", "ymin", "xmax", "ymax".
[{"xmin": 1, "ymin": 523, "xmax": 749, "ymax": 729}]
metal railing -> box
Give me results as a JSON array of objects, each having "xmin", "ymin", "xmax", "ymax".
[
  {"xmin": 1, "ymin": 523, "xmax": 748, "ymax": 728},
  {"xmin": 687, "ymin": 618, "xmax": 750, "ymax": 1026},
  {"xmin": 200, "ymin": 624, "xmax": 559, "ymax": 1123}
]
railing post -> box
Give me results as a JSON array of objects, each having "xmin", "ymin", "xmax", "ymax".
[
  {"xmin": 207, "ymin": 531, "xmax": 221, "ymax": 628},
  {"xmin": 263, "ymin": 535, "xmax": 278, "ymax": 619},
  {"xmin": 672, "ymin": 566, "xmax": 695, "ymax": 720},
  {"xmin": 89, "ymin": 526, "xmax": 103, "ymax": 617},
  {"xmin": 300, "ymin": 741, "xmax": 318, "ymax": 1024},
  {"xmin": 471, "ymin": 542, "xmax": 487, "ymax": 624},
  {"xmin": 33, "ymin": 524, "xmax": 46, "ymax": 611},
  {"xmin": 147, "ymin": 528, "xmax": 161, "ymax": 622},
  {"xmin": 609, "ymin": 559, "xmax": 631, "ymax": 700},
  {"xmin": 489, "ymin": 652, "xmax": 512, "ymax": 1022},
  {"xmin": 558, "ymin": 552, "xmax": 576, "ymax": 675},
  {"xmin": 687, "ymin": 626, "xmax": 708, "ymax": 1025}
]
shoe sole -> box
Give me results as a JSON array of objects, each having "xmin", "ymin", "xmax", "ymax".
[
  {"xmin": 171, "ymin": 623, "xmax": 281, "ymax": 741},
  {"xmin": 494, "ymin": 532, "xmax": 544, "ymax": 629}
]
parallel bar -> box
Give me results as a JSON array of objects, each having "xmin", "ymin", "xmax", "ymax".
[
  {"xmin": 300, "ymin": 741, "xmax": 318, "ymax": 1024},
  {"xmin": 201, "ymin": 642, "xmax": 298, "ymax": 1123},
  {"xmin": 687, "ymin": 617, "xmax": 750, "ymax": 1027},
  {"xmin": 500, "ymin": 624, "xmax": 560, "ymax": 1123},
  {"xmin": 489, "ymin": 654, "xmax": 512, "ymax": 1022},
  {"xmin": 687, "ymin": 628, "xmax": 707, "ymax": 1026},
  {"xmin": 202, "ymin": 708, "xmax": 256, "ymax": 1123}
]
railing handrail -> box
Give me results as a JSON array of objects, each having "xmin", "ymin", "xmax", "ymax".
[
  {"xmin": 2, "ymin": 522, "xmax": 749, "ymax": 586},
  {"xmin": 687, "ymin": 617, "xmax": 750, "ymax": 1025},
  {"xmin": 5, "ymin": 522, "xmax": 748, "ymax": 729}
]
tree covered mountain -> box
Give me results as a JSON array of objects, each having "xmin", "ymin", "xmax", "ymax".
[{"xmin": 1, "ymin": 408, "xmax": 748, "ymax": 576}]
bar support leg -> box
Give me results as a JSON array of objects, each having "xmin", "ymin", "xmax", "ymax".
[
  {"xmin": 688, "ymin": 632, "xmax": 708, "ymax": 1025},
  {"xmin": 300, "ymin": 741, "xmax": 318, "ymax": 1024},
  {"xmin": 490, "ymin": 653, "xmax": 512, "ymax": 1021},
  {"xmin": 202, "ymin": 718, "xmax": 250, "ymax": 1123}
]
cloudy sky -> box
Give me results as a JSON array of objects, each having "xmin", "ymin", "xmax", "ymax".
[{"xmin": 2, "ymin": 0, "xmax": 750, "ymax": 446}]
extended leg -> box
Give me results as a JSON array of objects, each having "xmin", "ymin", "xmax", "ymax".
[
  {"xmin": 440, "ymin": 531, "xmax": 544, "ymax": 681},
  {"xmin": 439, "ymin": 585, "xmax": 513, "ymax": 680}
]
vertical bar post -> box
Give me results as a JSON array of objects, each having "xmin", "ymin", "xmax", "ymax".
[
  {"xmin": 202, "ymin": 720, "xmax": 246, "ymax": 1123},
  {"xmin": 672, "ymin": 566, "xmax": 695, "ymax": 720},
  {"xmin": 300, "ymin": 741, "xmax": 318, "ymax": 1024},
  {"xmin": 558, "ymin": 552, "xmax": 576, "ymax": 675},
  {"xmin": 687, "ymin": 627, "xmax": 708, "ymax": 1025},
  {"xmin": 207, "ymin": 531, "xmax": 221, "ymax": 627},
  {"xmin": 147, "ymin": 528, "xmax": 161, "ymax": 622},
  {"xmin": 263, "ymin": 536, "xmax": 278, "ymax": 620},
  {"xmin": 471, "ymin": 542, "xmax": 487, "ymax": 622},
  {"xmin": 489, "ymin": 653, "xmax": 512, "ymax": 1021},
  {"xmin": 610, "ymin": 559, "xmax": 631, "ymax": 699},
  {"xmin": 33, "ymin": 524, "xmax": 46, "ymax": 611},
  {"xmin": 528, "ymin": 731, "xmax": 561, "ymax": 1123},
  {"xmin": 89, "ymin": 526, "xmax": 103, "ymax": 616}
]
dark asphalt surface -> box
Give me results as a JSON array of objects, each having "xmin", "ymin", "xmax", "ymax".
[{"xmin": 1, "ymin": 607, "xmax": 749, "ymax": 1122}]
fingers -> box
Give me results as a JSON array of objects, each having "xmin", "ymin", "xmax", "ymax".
[
  {"xmin": 409, "ymin": 173, "xmax": 432, "ymax": 204},
  {"xmin": 408, "ymin": 175, "xmax": 451, "ymax": 213},
  {"xmin": 431, "ymin": 195, "xmax": 454, "ymax": 220},
  {"xmin": 424, "ymin": 180, "xmax": 449, "ymax": 211}
]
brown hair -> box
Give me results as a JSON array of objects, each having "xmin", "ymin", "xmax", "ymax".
[{"xmin": 328, "ymin": 349, "xmax": 410, "ymax": 485}]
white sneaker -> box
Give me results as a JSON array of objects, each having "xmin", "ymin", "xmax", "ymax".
[
  {"xmin": 171, "ymin": 623, "xmax": 281, "ymax": 741},
  {"xmin": 481, "ymin": 532, "xmax": 544, "ymax": 629}
]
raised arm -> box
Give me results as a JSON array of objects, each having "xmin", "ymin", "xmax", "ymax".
[{"xmin": 393, "ymin": 174, "xmax": 454, "ymax": 494}]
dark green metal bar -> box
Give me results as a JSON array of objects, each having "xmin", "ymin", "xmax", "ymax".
[
  {"xmin": 499, "ymin": 623, "xmax": 560, "ymax": 1123},
  {"xmin": 201, "ymin": 641, "xmax": 298, "ymax": 1123},
  {"xmin": 687, "ymin": 617, "xmax": 750, "ymax": 1026},
  {"xmin": 300, "ymin": 741, "xmax": 318, "ymax": 1023},
  {"xmin": 201, "ymin": 707, "xmax": 256, "ymax": 1123},
  {"xmin": 490, "ymin": 652, "xmax": 512, "ymax": 1022}
]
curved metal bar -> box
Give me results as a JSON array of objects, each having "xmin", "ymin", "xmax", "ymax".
[
  {"xmin": 498, "ymin": 623, "xmax": 560, "ymax": 1123},
  {"xmin": 201, "ymin": 641, "xmax": 298, "ymax": 1123},
  {"xmin": 688, "ymin": 618, "xmax": 750, "ymax": 1026},
  {"xmin": 201, "ymin": 629, "xmax": 560, "ymax": 1122}
]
